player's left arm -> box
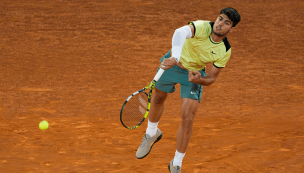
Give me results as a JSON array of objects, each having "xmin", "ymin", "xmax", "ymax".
[
  {"xmin": 188, "ymin": 65, "xmax": 222, "ymax": 86},
  {"xmin": 190, "ymin": 49, "xmax": 231, "ymax": 85}
]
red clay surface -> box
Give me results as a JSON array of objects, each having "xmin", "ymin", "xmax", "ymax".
[{"xmin": 0, "ymin": 0, "xmax": 303, "ymax": 172}]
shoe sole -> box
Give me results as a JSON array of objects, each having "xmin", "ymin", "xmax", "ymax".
[
  {"xmin": 136, "ymin": 133, "xmax": 163, "ymax": 159},
  {"xmin": 168, "ymin": 161, "xmax": 171, "ymax": 172}
]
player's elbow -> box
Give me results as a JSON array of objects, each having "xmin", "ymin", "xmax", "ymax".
[
  {"xmin": 202, "ymin": 77, "xmax": 217, "ymax": 86},
  {"xmin": 207, "ymin": 80, "xmax": 215, "ymax": 86}
]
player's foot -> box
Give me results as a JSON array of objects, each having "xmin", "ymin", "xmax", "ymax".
[
  {"xmin": 136, "ymin": 128, "xmax": 162, "ymax": 159},
  {"xmin": 168, "ymin": 159, "xmax": 181, "ymax": 173}
]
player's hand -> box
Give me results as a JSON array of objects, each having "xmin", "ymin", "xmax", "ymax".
[
  {"xmin": 188, "ymin": 70, "xmax": 201, "ymax": 84},
  {"xmin": 160, "ymin": 57, "xmax": 177, "ymax": 70}
]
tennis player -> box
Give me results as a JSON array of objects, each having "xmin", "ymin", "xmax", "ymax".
[{"xmin": 136, "ymin": 7, "xmax": 241, "ymax": 172}]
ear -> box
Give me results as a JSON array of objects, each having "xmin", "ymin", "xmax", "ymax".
[{"xmin": 229, "ymin": 27, "xmax": 234, "ymax": 33}]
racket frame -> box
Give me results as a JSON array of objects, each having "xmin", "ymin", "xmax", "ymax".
[
  {"xmin": 120, "ymin": 68, "xmax": 164, "ymax": 129},
  {"xmin": 120, "ymin": 80, "xmax": 156, "ymax": 129}
]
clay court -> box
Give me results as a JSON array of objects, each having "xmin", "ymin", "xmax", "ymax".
[{"xmin": 0, "ymin": 0, "xmax": 303, "ymax": 172}]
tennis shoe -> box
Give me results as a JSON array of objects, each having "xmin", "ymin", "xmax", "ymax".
[
  {"xmin": 168, "ymin": 159, "xmax": 181, "ymax": 173},
  {"xmin": 136, "ymin": 128, "xmax": 162, "ymax": 159}
]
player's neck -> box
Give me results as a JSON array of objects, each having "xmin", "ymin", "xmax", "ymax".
[{"xmin": 211, "ymin": 32, "xmax": 226, "ymax": 43}]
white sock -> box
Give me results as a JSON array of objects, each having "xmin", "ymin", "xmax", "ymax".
[
  {"xmin": 145, "ymin": 119, "xmax": 159, "ymax": 137},
  {"xmin": 173, "ymin": 150, "xmax": 185, "ymax": 167}
]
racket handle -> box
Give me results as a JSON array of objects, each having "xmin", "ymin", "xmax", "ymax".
[{"xmin": 153, "ymin": 68, "xmax": 165, "ymax": 82}]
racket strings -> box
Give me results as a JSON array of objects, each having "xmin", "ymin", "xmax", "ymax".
[{"xmin": 121, "ymin": 92, "xmax": 148, "ymax": 127}]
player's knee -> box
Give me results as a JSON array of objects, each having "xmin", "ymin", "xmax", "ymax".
[
  {"xmin": 181, "ymin": 116, "xmax": 194, "ymax": 130},
  {"xmin": 152, "ymin": 88, "xmax": 167, "ymax": 104},
  {"xmin": 152, "ymin": 94, "xmax": 166, "ymax": 104}
]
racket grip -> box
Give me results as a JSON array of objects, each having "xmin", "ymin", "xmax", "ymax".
[{"xmin": 153, "ymin": 68, "xmax": 165, "ymax": 82}]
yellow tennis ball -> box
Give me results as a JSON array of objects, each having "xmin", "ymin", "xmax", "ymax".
[{"xmin": 39, "ymin": 120, "xmax": 49, "ymax": 130}]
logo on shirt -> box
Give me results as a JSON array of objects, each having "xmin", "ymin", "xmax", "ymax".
[{"xmin": 211, "ymin": 51, "xmax": 217, "ymax": 55}]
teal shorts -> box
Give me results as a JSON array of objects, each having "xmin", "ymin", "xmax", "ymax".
[{"xmin": 155, "ymin": 50, "xmax": 207, "ymax": 103}]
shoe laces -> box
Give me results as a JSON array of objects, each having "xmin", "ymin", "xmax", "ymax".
[{"xmin": 140, "ymin": 134, "xmax": 150, "ymax": 147}]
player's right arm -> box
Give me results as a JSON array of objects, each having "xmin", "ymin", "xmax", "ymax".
[{"xmin": 160, "ymin": 24, "xmax": 194, "ymax": 70}]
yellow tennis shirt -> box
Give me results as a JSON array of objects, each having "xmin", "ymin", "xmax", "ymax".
[{"xmin": 180, "ymin": 20, "xmax": 232, "ymax": 71}]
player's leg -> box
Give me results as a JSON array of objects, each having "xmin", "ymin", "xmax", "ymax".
[
  {"xmin": 135, "ymin": 88, "xmax": 167, "ymax": 159},
  {"xmin": 176, "ymin": 98, "xmax": 199, "ymax": 161},
  {"xmin": 136, "ymin": 50, "xmax": 176, "ymax": 159},
  {"xmin": 170, "ymin": 68, "xmax": 206, "ymax": 171},
  {"xmin": 149, "ymin": 88, "xmax": 168, "ymax": 122},
  {"xmin": 176, "ymin": 98, "xmax": 199, "ymax": 152},
  {"xmin": 136, "ymin": 84, "xmax": 175, "ymax": 159},
  {"xmin": 145, "ymin": 87, "xmax": 168, "ymax": 136},
  {"xmin": 168, "ymin": 98, "xmax": 199, "ymax": 172}
]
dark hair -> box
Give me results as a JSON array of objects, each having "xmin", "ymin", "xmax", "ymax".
[{"xmin": 220, "ymin": 7, "xmax": 241, "ymax": 27}]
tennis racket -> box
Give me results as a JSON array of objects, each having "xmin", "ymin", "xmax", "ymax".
[{"xmin": 120, "ymin": 68, "xmax": 165, "ymax": 129}]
